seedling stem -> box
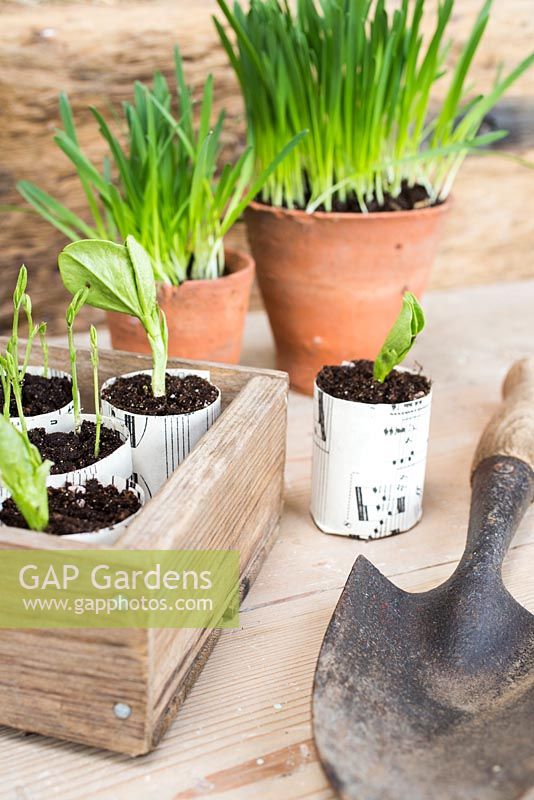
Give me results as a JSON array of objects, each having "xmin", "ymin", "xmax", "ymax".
[
  {"xmin": 89, "ymin": 325, "xmax": 101, "ymax": 458},
  {"xmin": 66, "ymin": 288, "xmax": 89, "ymax": 431}
]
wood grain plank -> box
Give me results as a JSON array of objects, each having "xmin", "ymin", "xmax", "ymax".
[{"xmin": 0, "ymin": 627, "xmax": 151, "ymax": 755}]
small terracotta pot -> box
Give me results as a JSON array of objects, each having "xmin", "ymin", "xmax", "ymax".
[
  {"xmin": 245, "ymin": 200, "xmax": 449, "ymax": 394},
  {"xmin": 107, "ymin": 249, "xmax": 255, "ymax": 364}
]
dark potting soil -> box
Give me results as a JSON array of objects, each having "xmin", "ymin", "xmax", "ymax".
[
  {"xmin": 102, "ymin": 373, "xmax": 219, "ymax": 416},
  {"xmin": 258, "ymin": 180, "xmax": 436, "ymax": 214},
  {"xmin": 28, "ymin": 420, "xmax": 123, "ymax": 474},
  {"xmin": 0, "ymin": 373, "xmax": 72, "ymax": 418},
  {"xmin": 0, "ymin": 479, "xmax": 141, "ymax": 536},
  {"xmin": 317, "ymin": 360, "xmax": 431, "ymax": 404}
]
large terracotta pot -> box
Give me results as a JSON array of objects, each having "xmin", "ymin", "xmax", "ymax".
[
  {"xmin": 245, "ymin": 200, "xmax": 449, "ymax": 394},
  {"xmin": 107, "ymin": 249, "xmax": 254, "ymax": 364}
]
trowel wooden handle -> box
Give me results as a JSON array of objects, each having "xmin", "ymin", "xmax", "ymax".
[{"xmin": 472, "ymin": 357, "xmax": 534, "ymax": 474}]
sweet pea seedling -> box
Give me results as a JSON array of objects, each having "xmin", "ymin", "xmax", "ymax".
[
  {"xmin": 66, "ymin": 287, "xmax": 89, "ymax": 431},
  {"xmin": 1, "ymin": 266, "xmax": 50, "ymax": 421},
  {"xmin": 38, "ymin": 322, "xmax": 49, "ymax": 379},
  {"xmin": 373, "ymin": 293, "xmax": 425, "ymax": 383},
  {"xmin": 58, "ymin": 235, "xmax": 168, "ymax": 397},
  {"xmin": 20, "ymin": 293, "xmax": 41, "ymax": 378},
  {"xmin": 1, "ymin": 266, "xmax": 28, "ymax": 416},
  {"xmin": 89, "ymin": 325, "xmax": 101, "ymax": 458},
  {"xmin": 11, "ymin": 265, "xmax": 27, "ymax": 367},
  {"xmin": 0, "ymin": 415, "xmax": 52, "ymax": 532},
  {"xmin": 0, "ymin": 351, "xmax": 27, "ymax": 434}
]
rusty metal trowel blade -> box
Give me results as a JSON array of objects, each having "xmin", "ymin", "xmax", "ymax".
[{"xmin": 313, "ymin": 540, "xmax": 534, "ymax": 800}]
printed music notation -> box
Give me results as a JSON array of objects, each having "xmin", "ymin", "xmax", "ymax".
[{"xmin": 311, "ymin": 385, "xmax": 432, "ymax": 539}]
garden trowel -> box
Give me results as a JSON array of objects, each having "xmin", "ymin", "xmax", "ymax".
[{"xmin": 313, "ymin": 357, "xmax": 534, "ymax": 800}]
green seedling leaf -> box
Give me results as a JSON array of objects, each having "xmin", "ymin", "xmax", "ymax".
[
  {"xmin": 10, "ymin": 265, "xmax": 29, "ymax": 370},
  {"xmin": 0, "ymin": 415, "xmax": 51, "ymax": 532},
  {"xmin": 125, "ymin": 234, "xmax": 157, "ymax": 318},
  {"xmin": 21, "ymin": 294, "xmax": 32, "ymax": 317},
  {"xmin": 90, "ymin": 325, "xmax": 99, "ymax": 363},
  {"xmin": 13, "ymin": 266, "xmax": 27, "ymax": 310},
  {"xmin": 373, "ymin": 292, "xmax": 425, "ymax": 383},
  {"xmin": 59, "ymin": 237, "xmax": 167, "ymax": 397},
  {"xmin": 60, "ymin": 239, "xmax": 150, "ymax": 319},
  {"xmin": 20, "ymin": 293, "xmax": 38, "ymax": 378},
  {"xmin": 66, "ymin": 287, "xmax": 89, "ymax": 326}
]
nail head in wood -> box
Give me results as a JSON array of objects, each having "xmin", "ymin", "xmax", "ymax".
[{"xmin": 113, "ymin": 703, "xmax": 132, "ymax": 721}]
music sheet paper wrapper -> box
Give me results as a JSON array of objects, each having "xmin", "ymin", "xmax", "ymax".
[
  {"xmin": 102, "ymin": 369, "xmax": 221, "ymax": 499},
  {"xmin": 15, "ymin": 366, "xmax": 75, "ymax": 431},
  {"xmin": 310, "ymin": 378, "xmax": 432, "ymax": 539}
]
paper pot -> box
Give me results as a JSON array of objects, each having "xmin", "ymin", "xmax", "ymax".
[
  {"xmin": 13, "ymin": 366, "xmax": 75, "ymax": 431},
  {"xmin": 310, "ymin": 379, "xmax": 432, "ymax": 539},
  {"xmin": 63, "ymin": 475, "xmax": 145, "ymax": 545},
  {"xmin": 0, "ymin": 475, "xmax": 145, "ymax": 545},
  {"xmin": 45, "ymin": 414, "xmax": 133, "ymax": 489},
  {"xmin": 101, "ymin": 369, "xmax": 221, "ymax": 498}
]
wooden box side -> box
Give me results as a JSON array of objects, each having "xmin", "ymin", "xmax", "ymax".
[
  {"xmin": 0, "ymin": 342, "xmax": 289, "ymax": 754},
  {"xmin": 0, "ymin": 627, "xmax": 152, "ymax": 754},
  {"xmin": 0, "ymin": 343, "xmax": 151, "ymax": 751},
  {"xmin": 137, "ymin": 374, "xmax": 289, "ymax": 748}
]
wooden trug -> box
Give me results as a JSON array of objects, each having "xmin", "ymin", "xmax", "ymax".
[{"xmin": 0, "ymin": 340, "xmax": 289, "ymax": 755}]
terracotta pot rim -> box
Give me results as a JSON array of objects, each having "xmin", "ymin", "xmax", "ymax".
[
  {"xmin": 248, "ymin": 196, "xmax": 451, "ymax": 222},
  {"xmin": 158, "ymin": 248, "xmax": 254, "ymax": 293}
]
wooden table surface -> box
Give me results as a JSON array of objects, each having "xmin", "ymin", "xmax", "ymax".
[{"xmin": 2, "ymin": 280, "xmax": 534, "ymax": 800}]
